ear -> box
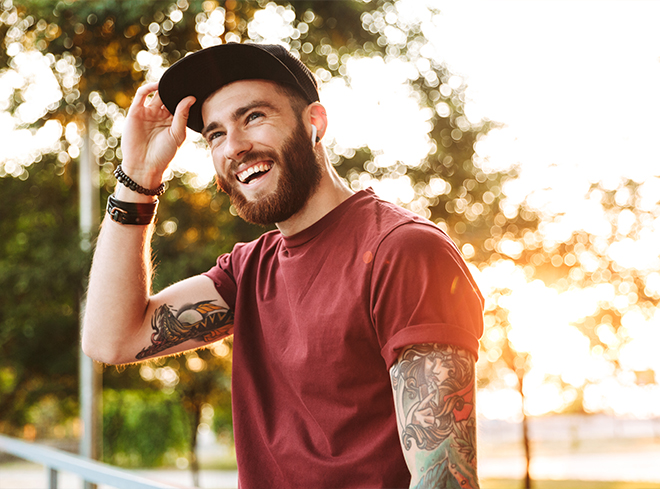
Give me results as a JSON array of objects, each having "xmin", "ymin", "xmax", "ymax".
[{"xmin": 307, "ymin": 102, "xmax": 328, "ymax": 143}]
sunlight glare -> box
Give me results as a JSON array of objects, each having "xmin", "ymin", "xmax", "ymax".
[
  {"xmin": 608, "ymin": 238, "xmax": 660, "ymax": 272},
  {"xmin": 248, "ymin": 4, "xmax": 296, "ymax": 44},
  {"xmin": 168, "ymin": 131, "xmax": 216, "ymax": 191},
  {"xmin": 477, "ymin": 387, "xmax": 522, "ymax": 421},
  {"xmin": 472, "ymin": 259, "xmax": 654, "ymax": 418},
  {"xmin": 320, "ymin": 56, "xmax": 433, "ymax": 168},
  {"xmin": 368, "ymin": 176, "xmax": 415, "ymax": 205},
  {"xmin": 619, "ymin": 310, "xmax": 660, "ymax": 374},
  {"xmin": 0, "ymin": 49, "xmax": 64, "ymax": 174}
]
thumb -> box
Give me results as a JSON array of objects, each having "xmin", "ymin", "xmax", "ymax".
[{"xmin": 170, "ymin": 96, "xmax": 196, "ymax": 147}]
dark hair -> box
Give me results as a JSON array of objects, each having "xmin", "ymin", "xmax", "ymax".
[{"xmin": 274, "ymin": 82, "xmax": 311, "ymax": 115}]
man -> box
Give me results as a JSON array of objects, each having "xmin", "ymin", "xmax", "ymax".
[{"xmin": 82, "ymin": 43, "xmax": 484, "ymax": 489}]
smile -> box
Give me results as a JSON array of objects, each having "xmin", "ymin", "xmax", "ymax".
[{"xmin": 236, "ymin": 162, "xmax": 273, "ymax": 184}]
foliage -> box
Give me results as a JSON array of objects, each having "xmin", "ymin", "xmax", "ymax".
[
  {"xmin": 0, "ymin": 154, "xmax": 84, "ymax": 436},
  {"xmin": 545, "ymin": 179, "xmax": 660, "ymax": 400},
  {"xmin": 103, "ymin": 388, "xmax": 190, "ymax": 467},
  {"xmin": 478, "ymin": 175, "xmax": 660, "ymax": 418}
]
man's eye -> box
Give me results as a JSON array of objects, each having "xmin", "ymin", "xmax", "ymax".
[
  {"xmin": 246, "ymin": 111, "xmax": 264, "ymax": 123},
  {"xmin": 208, "ymin": 131, "xmax": 225, "ymax": 142}
]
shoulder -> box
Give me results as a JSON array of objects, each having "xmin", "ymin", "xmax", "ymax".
[
  {"xmin": 371, "ymin": 221, "xmax": 472, "ymax": 286},
  {"xmin": 367, "ymin": 200, "xmax": 459, "ymax": 261},
  {"xmin": 352, "ymin": 190, "xmax": 448, "ymax": 242},
  {"xmin": 345, "ymin": 189, "xmax": 463, "ymax": 263},
  {"xmin": 379, "ymin": 221, "xmax": 457, "ymax": 255}
]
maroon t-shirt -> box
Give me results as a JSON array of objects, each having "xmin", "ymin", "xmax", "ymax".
[{"xmin": 204, "ymin": 189, "xmax": 483, "ymax": 489}]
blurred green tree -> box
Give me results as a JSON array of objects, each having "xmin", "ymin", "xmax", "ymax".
[
  {"xmin": 0, "ymin": 154, "xmax": 84, "ymax": 436},
  {"xmin": 103, "ymin": 388, "xmax": 190, "ymax": 467}
]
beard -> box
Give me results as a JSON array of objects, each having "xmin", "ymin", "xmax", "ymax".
[{"xmin": 215, "ymin": 119, "xmax": 323, "ymax": 226}]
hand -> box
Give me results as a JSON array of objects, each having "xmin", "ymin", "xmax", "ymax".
[
  {"xmin": 120, "ymin": 82, "xmax": 196, "ymax": 188},
  {"xmin": 412, "ymin": 391, "xmax": 438, "ymax": 428}
]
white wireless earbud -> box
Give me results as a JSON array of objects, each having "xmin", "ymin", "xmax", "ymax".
[{"xmin": 311, "ymin": 124, "xmax": 318, "ymax": 145}]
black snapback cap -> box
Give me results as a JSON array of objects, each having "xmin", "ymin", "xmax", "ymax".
[{"xmin": 158, "ymin": 43, "xmax": 320, "ymax": 133}]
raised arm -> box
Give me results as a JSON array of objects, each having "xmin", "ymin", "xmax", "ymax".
[
  {"xmin": 82, "ymin": 83, "xmax": 232, "ymax": 365},
  {"xmin": 390, "ymin": 343, "xmax": 479, "ymax": 489}
]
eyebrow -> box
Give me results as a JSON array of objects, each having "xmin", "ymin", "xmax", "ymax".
[{"xmin": 202, "ymin": 100, "xmax": 278, "ymax": 139}]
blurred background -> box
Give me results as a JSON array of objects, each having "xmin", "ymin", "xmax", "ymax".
[{"xmin": 1, "ymin": 0, "xmax": 660, "ymax": 488}]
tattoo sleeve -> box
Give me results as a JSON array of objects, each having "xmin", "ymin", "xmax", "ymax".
[
  {"xmin": 136, "ymin": 300, "xmax": 234, "ymax": 360},
  {"xmin": 390, "ymin": 344, "xmax": 479, "ymax": 489}
]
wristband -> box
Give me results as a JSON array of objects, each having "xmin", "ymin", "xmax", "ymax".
[
  {"xmin": 114, "ymin": 165, "xmax": 165, "ymax": 196},
  {"xmin": 107, "ymin": 194, "xmax": 158, "ymax": 225}
]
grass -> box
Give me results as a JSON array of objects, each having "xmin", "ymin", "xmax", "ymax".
[
  {"xmin": 482, "ymin": 480, "xmax": 660, "ymax": 489},
  {"xmin": 199, "ymin": 452, "xmax": 237, "ymax": 471}
]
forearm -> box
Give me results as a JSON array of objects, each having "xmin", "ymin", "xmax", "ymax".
[
  {"xmin": 82, "ymin": 182, "xmax": 234, "ymax": 364},
  {"xmin": 81, "ymin": 190, "xmax": 157, "ymax": 364}
]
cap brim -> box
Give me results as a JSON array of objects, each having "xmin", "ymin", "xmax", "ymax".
[{"xmin": 159, "ymin": 44, "xmax": 305, "ymax": 133}]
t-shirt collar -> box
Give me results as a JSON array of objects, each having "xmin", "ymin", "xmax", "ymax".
[{"xmin": 281, "ymin": 189, "xmax": 374, "ymax": 249}]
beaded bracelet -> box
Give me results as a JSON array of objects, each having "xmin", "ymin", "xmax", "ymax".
[
  {"xmin": 107, "ymin": 194, "xmax": 158, "ymax": 225},
  {"xmin": 114, "ymin": 165, "xmax": 165, "ymax": 197}
]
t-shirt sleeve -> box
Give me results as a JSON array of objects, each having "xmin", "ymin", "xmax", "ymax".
[
  {"xmin": 203, "ymin": 252, "xmax": 238, "ymax": 310},
  {"xmin": 371, "ymin": 223, "xmax": 484, "ymax": 369}
]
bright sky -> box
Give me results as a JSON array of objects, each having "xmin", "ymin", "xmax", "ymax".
[{"xmin": 432, "ymin": 0, "xmax": 660, "ymax": 202}]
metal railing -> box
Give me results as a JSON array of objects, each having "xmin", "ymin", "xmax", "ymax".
[{"xmin": 0, "ymin": 434, "xmax": 185, "ymax": 489}]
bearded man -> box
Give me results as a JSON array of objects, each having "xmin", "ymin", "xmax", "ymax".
[{"xmin": 82, "ymin": 43, "xmax": 484, "ymax": 489}]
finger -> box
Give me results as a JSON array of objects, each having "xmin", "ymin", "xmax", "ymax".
[
  {"xmin": 419, "ymin": 391, "xmax": 436, "ymax": 408},
  {"xmin": 169, "ymin": 96, "xmax": 196, "ymax": 147},
  {"xmin": 146, "ymin": 89, "xmax": 165, "ymax": 109},
  {"xmin": 129, "ymin": 82, "xmax": 160, "ymax": 112},
  {"xmin": 413, "ymin": 412, "xmax": 434, "ymax": 428}
]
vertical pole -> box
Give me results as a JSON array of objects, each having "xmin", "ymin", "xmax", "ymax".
[
  {"xmin": 48, "ymin": 467, "xmax": 59, "ymax": 489},
  {"xmin": 79, "ymin": 114, "xmax": 102, "ymax": 489}
]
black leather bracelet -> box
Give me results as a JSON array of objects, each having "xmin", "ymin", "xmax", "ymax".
[
  {"xmin": 114, "ymin": 165, "xmax": 165, "ymax": 196},
  {"xmin": 107, "ymin": 194, "xmax": 158, "ymax": 225}
]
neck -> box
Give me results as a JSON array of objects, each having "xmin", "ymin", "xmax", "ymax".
[{"xmin": 276, "ymin": 150, "xmax": 353, "ymax": 237}]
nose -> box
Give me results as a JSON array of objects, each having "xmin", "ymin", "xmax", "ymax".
[{"xmin": 223, "ymin": 129, "xmax": 252, "ymax": 162}]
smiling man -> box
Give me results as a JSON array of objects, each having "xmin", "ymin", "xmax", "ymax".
[{"xmin": 82, "ymin": 43, "xmax": 484, "ymax": 489}]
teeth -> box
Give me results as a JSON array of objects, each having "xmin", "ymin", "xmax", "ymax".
[{"xmin": 237, "ymin": 162, "xmax": 272, "ymax": 183}]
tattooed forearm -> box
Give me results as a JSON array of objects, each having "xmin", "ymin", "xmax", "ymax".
[
  {"xmin": 391, "ymin": 344, "xmax": 479, "ymax": 489},
  {"xmin": 136, "ymin": 300, "xmax": 234, "ymax": 359}
]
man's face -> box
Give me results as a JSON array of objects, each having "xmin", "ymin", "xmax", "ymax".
[{"xmin": 201, "ymin": 80, "xmax": 322, "ymax": 226}]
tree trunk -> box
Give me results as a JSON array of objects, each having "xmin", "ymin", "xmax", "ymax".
[
  {"xmin": 521, "ymin": 408, "xmax": 531, "ymax": 489},
  {"xmin": 518, "ymin": 368, "xmax": 532, "ymax": 489},
  {"xmin": 190, "ymin": 403, "xmax": 201, "ymax": 487}
]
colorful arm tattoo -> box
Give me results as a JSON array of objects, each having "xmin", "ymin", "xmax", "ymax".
[
  {"xmin": 390, "ymin": 344, "xmax": 479, "ymax": 489},
  {"xmin": 136, "ymin": 300, "xmax": 234, "ymax": 360}
]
